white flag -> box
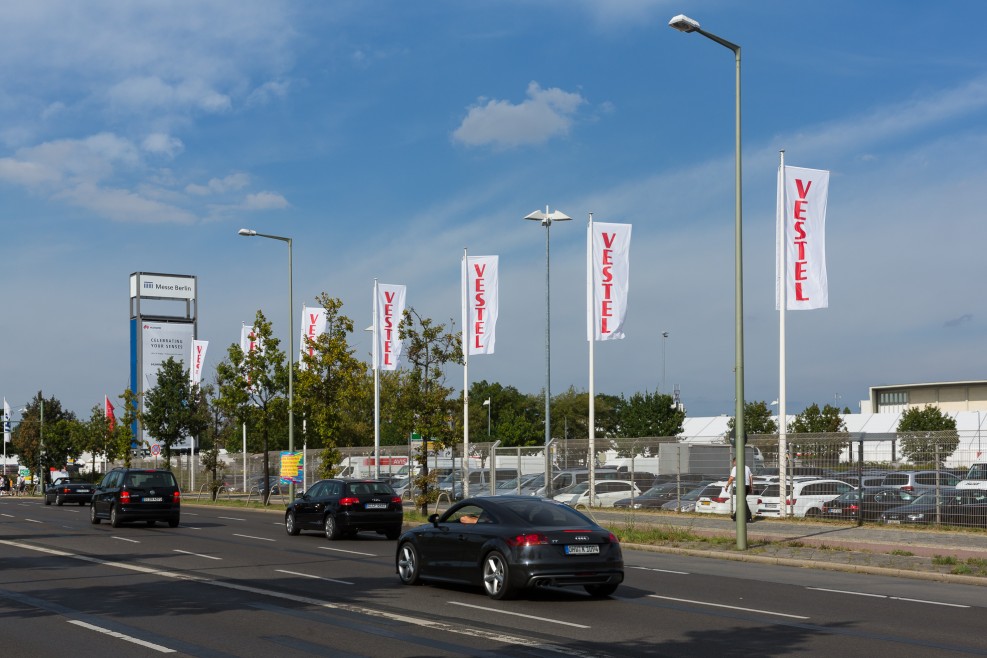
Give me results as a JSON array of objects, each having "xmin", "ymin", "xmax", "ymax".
[
  {"xmin": 240, "ymin": 325, "xmax": 259, "ymax": 354},
  {"xmin": 464, "ymin": 255, "xmax": 498, "ymax": 355},
  {"xmin": 3, "ymin": 398, "xmax": 10, "ymax": 443},
  {"xmin": 189, "ymin": 340, "xmax": 208, "ymax": 385},
  {"xmin": 375, "ymin": 283, "xmax": 406, "ymax": 371},
  {"xmin": 777, "ymin": 165, "xmax": 830, "ymax": 310},
  {"xmin": 299, "ymin": 306, "xmax": 328, "ymax": 369},
  {"xmin": 587, "ymin": 221, "xmax": 632, "ymax": 341}
]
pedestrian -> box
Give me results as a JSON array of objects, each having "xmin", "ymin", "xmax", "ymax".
[
  {"xmin": 725, "ymin": 457, "xmax": 753, "ymax": 520},
  {"xmin": 17, "ymin": 475, "xmax": 25, "ymax": 496}
]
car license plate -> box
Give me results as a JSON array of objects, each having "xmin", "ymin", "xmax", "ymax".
[
  {"xmin": 886, "ymin": 519, "xmax": 900, "ymax": 524},
  {"xmin": 700, "ymin": 501, "xmax": 710, "ymax": 506},
  {"xmin": 828, "ymin": 508, "xmax": 841, "ymax": 513},
  {"xmin": 77, "ymin": 489, "xmax": 90, "ymax": 493},
  {"xmin": 365, "ymin": 503, "xmax": 387, "ymax": 509},
  {"xmin": 143, "ymin": 497, "xmax": 163, "ymax": 502},
  {"xmin": 565, "ymin": 545, "xmax": 600, "ymax": 555}
]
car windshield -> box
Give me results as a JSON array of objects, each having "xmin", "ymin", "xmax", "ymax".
[
  {"xmin": 496, "ymin": 500, "xmax": 595, "ymax": 527},
  {"xmin": 965, "ymin": 464, "xmax": 987, "ymax": 479},
  {"xmin": 561, "ymin": 482, "xmax": 590, "ymax": 495}
]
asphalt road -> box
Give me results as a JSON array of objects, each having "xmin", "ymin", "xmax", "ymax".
[{"xmin": 2, "ymin": 498, "xmax": 986, "ymax": 657}]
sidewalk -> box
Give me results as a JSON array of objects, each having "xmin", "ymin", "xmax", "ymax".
[{"xmin": 593, "ymin": 510, "xmax": 987, "ymax": 584}]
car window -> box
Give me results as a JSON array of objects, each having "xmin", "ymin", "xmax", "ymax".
[
  {"xmin": 500, "ymin": 500, "xmax": 591, "ymax": 527},
  {"xmin": 883, "ymin": 474, "xmax": 908, "ymax": 486},
  {"xmin": 307, "ymin": 481, "xmax": 327, "ymax": 497},
  {"xmin": 447, "ymin": 504, "xmax": 488, "ymax": 524},
  {"xmin": 327, "ymin": 481, "xmax": 342, "ymax": 497}
]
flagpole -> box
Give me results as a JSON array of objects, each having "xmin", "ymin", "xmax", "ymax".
[
  {"xmin": 373, "ymin": 280, "xmax": 381, "ymax": 479},
  {"xmin": 462, "ymin": 248, "xmax": 470, "ymax": 499},
  {"xmin": 587, "ymin": 213, "xmax": 596, "ymax": 507},
  {"xmin": 777, "ymin": 150, "xmax": 789, "ymax": 517}
]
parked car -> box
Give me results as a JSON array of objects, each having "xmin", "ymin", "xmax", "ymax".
[
  {"xmin": 880, "ymin": 489, "xmax": 959, "ymax": 525},
  {"xmin": 940, "ymin": 489, "xmax": 987, "ymax": 528},
  {"xmin": 879, "ymin": 470, "xmax": 961, "ymax": 493},
  {"xmin": 251, "ymin": 475, "xmax": 283, "ymax": 496},
  {"xmin": 613, "ymin": 481, "xmax": 712, "ymax": 509},
  {"xmin": 475, "ymin": 473, "xmax": 544, "ymax": 497},
  {"xmin": 395, "ymin": 496, "xmax": 623, "ymax": 599},
  {"xmin": 44, "ymin": 477, "xmax": 95, "ymax": 506},
  {"xmin": 661, "ymin": 483, "xmax": 718, "ymax": 513},
  {"xmin": 695, "ymin": 481, "xmax": 768, "ymax": 521},
  {"xmin": 955, "ymin": 463, "xmax": 987, "ymax": 491},
  {"xmin": 438, "ymin": 469, "xmax": 520, "ymax": 500},
  {"xmin": 90, "ymin": 468, "xmax": 181, "ymax": 528},
  {"xmin": 285, "ymin": 478, "xmax": 403, "ymax": 540},
  {"xmin": 553, "ymin": 480, "xmax": 641, "ymax": 508},
  {"xmin": 755, "ymin": 478, "xmax": 855, "ymax": 518},
  {"xmin": 821, "ymin": 487, "xmax": 920, "ymax": 522},
  {"xmin": 524, "ymin": 467, "xmax": 622, "ymax": 497}
]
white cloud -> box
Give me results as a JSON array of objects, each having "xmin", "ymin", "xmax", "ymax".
[
  {"xmin": 452, "ymin": 81, "xmax": 587, "ymax": 149},
  {"xmin": 185, "ymin": 173, "xmax": 251, "ymax": 196},
  {"xmin": 241, "ymin": 191, "xmax": 289, "ymax": 210},
  {"xmin": 142, "ymin": 133, "xmax": 184, "ymax": 158},
  {"xmin": 58, "ymin": 182, "xmax": 197, "ymax": 224},
  {"xmin": 246, "ymin": 80, "xmax": 290, "ymax": 107}
]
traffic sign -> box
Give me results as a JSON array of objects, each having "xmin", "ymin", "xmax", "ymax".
[{"xmin": 150, "ymin": 443, "xmax": 161, "ymax": 456}]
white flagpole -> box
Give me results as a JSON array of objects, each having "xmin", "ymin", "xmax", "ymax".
[
  {"xmin": 373, "ymin": 280, "xmax": 381, "ymax": 479},
  {"xmin": 462, "ymin": 248, "xmax": 470, "ymax": 499},
  {"xmin": 587, "ymin": 213, "xmax": 596, "ymax": 507},
  {"xmin": 777, "ymin": 150, "xmax": 789, "ymax": 516}
]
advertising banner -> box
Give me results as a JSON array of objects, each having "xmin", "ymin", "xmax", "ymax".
[
  {"xmin": 464, "ymin": 255, "xmax": 499, "ymax": 355},
  {"xmin": 190, "ymin": 340, "xmax": 208, "ymax": 385},
  {"xmin": 375, "ymin": 283, "xmax": 406, "ymax": 371},
  {"xmin": 142, "ymin": 322, "xmax": 195, "ymax": 391},
  {"xmin": 587, "ymin": 221, "xmax": 632, "ymax": 341},
  {"xmin": 299, "ymin": 306, "xmax": 328, "ymax": 368},
  {"xmin": 279, "ymin": 451, "xmax": 304, "ymax": 485},
  {"xmin": 777, "ymin": 165, "xmax": 830, "ymax": 310}
]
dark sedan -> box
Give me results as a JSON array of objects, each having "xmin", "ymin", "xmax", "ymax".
[
  {"xmin": 395, "ymin": 496, "xmax": 623, "ymax": 600},
  {"xmin": 285, "ymin": 478, "xmax": 403, "ymax": 540},
  {"xmin": 880, "ymin": 489, "xmax": 958, "ymax": 525},
  {"xmin": 44, "ymin": 477, "xmax": 95, "ymax": 506},
  {"xmin": 822, "ymin": 488, "xmax": 920, "ymax": 522},
  {"xmin": 613, "ymin": 481, "xmax": 711, "ymax": 510}
]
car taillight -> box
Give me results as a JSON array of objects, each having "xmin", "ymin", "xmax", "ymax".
[
  {"xmin": 62, "ymin": 487, "xmax": 71, "ymax": 494},
  {"xmin": 608, "ymin": 532, "xmax": 620, "ymax": 544},
  {"xmin": 786, "ymin": 498, "xmax": 795, "ymax": 505},
  {"xmin": 848, "ymin": 504, "xmax": 859, "ymax": 511},
  {"xmin": 712, "ymin": 497, "xmax": 729, "ymax": 503},
  {"xmin": 901, "ymin": 486, "xmax": 914, "ymax": 492},
  {"xmin": 339, "ymin": 496, "xmax": 360, "ymax": 507},
  {"xmin": 120, "ymin": 490, "xmax": 131, "ymax": 504},
  {"xmin": 757, "ymin": 498, "xmax": 763, "ymax": 504},
  {"xmin": 506, "ymin": 533, "xmax": 549, "ymax": 547},
  {"xmin": 172, "ymin": 491, "xmax": 181, "ymax": 503},
  {"xmin": 391, "ymin": 496, "xmax": 402, "ymax": 505}
]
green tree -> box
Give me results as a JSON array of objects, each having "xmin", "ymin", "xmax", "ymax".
[
  {"xmin": 295, "ymin": 295, "xmax": 366, "ymax": 469},
  {"xmin": 726, "ymin": 401, "xmax": 780, "ymax": 462},
  {"xmin": 896, "ymin": 405, "xmax": 959, "ymax": 466},
  {"xmin": 399, "ymin": 307, "xmax": 462, "ymax": 513},
  {"xmin": 142, "ymin": 357, "xmax": 210, "ymax": 469},
  {"xmin": 117, "ymin": 388, "xmax": 142, "ymax": 468},
  {"xmin": 78, "ymin": 404, "xmax": 113, "ymax": 477},
  {"xmin": 214, "ymin": 310, "xmax": 289, "ymax": 504},
  {"xmin": 11, "ymin": 392, "xmax": 77, "ymax": 486},
  {"xmin": 787, "ymin": 403, "xmax": 849, "ymax": 465}
]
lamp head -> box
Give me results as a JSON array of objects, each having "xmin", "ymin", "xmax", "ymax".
[
  {"xmin": 669, "ymin": 14, "xmax": 700, "ymax": 33},
  {"xmin": 524, "ymin": 209, "xmax": 572, "ymax": 226},
  {"xmin": 237, "ymin": 228, "xmax": 257, "ymax": 236}
]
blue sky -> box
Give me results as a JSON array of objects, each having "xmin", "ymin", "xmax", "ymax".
[{"xmin": 3, "ymin": 1, "xmax": 987, "ymax": 422}]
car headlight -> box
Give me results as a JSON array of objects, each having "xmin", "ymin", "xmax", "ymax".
[
  {"xmin": 907, "ymin": 514, "xmax": 925, "ymax": 521},
  {"xmin": 631, "ymin": 503, "xmax": 642, "ymax": 509}
]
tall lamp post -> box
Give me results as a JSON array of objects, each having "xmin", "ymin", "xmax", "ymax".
[
  {"xmin": 524, "ymin": 206, "xmax": 571, "ymax": 496},
  {"xmin": 238, "ymin": 228, "xmax": 295, "ymax": 498},
  {"xmin": 483, "ymin": 398, "xmax": 491, "ymax": 437},
  {"xmin": 661, "ymin": 331, "xmax": 669, "ymax": 391},
  {"xmin": 669, "ymin": 13, "xmax": 747, "ymax": 549}
]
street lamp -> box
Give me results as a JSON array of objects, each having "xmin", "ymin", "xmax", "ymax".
[
  {"xmin": 238, "ymin": 228, "xmax": 295, "ymax": 498},
  {"xmin": 669, "ymin": 13, "xmax": 747, "ymax": 549},
  {"xmin": 483, "ymin": 398, "xmax": 491, "ymax": 437},
  {"xmin": 661, "ymin": 331, "xmax": 669, "ymax": 391},
  {"xmin": 524, "ymin": 206, "xmax": 571, "ymax": 496}
]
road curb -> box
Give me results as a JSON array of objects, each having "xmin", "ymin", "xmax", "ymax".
[{"xmin": 623, "ymin": 542, "xmax": 987, "ymax": 587}]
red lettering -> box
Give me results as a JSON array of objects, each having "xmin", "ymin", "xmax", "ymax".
[
  {"xmin": 474, "ymin": 322, "xmax": 484, "ymax": 336},
  {"xmin": 794, "ymin": 221, "xmax": 806, "ymax": 240},
  {"xmin": 601, "ymin": 300, "xmax": 612, "ymax": 317},
  {"xmin": 601, "ymin": 232, "xmax": 617, "ymax": 248},
  {"xmin": 794, "ymin": 240, "xmax": 808, "ymax": 260},
  {"xmin": 794, "ymin": 262, "xmax": 808, "ymax": 281},
  {"xmin": 473, "ymin": 263, "xmax": 486, "ymax": 277},
  {"xmin": 795, "ymin": 282, "xmax": 809, "ymax": 301},
  {"xmin": 794, "ymin": 199, "xmax": 808, "ymax": 220},
  {"xmin": 602, "ymin": 264, "xmax": 613, "ymax": 283},
  {"xmin": 384, "ymin": 291, "xmax": 395, "ymax": 303},
  {"xmin": 475, "ymin": 307, "xmax": 486, "ymax": 322},
  {"xmin": 473, "ymin": 334, "xmax": 483, "ymax": 349},
  {"xmin": 602, "ymin": 249, "xmax": 613, "ymax": 265},
  {"xmin": 474, "ymin": 292, "xmax": 485, "ymax": 306},
  {"xmin": 601, "ymin": 283, "xmax": 613, "ymax": 299},
  {"xmin": 795, "ymin": 178, "xmax": 812, "ymax": 199},
  {"xmin": 600, "ymin": 317, "xmax": 609, "ymax": 334}
]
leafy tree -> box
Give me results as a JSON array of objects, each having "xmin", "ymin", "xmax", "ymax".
[
  {"xmin": 295, "ymin": 295, "xmax": 366, "ymax": 469},
  {"xmin": 896, "ymin": 405, "xmax": 959, "ymax": 466},
  {"xmin": 214, "ymin": 310, "xmax": 289, "ymax": 504},
  {"xmin": 78, "ymin": 404, "xmax": 113, "ymax": 477},
  {"xmin": 615, "ymin": 390, "xmax": 685, "ymax": 439},
  {"xmin": 399, "ymin": 307, "xmax": 462, "ymax": 513},
  {"xmin": 142, "ymin": 357, "xmax": 210, "ymax": 469},
  {"xmin": 11, "ymin": 392, "xmax": 77, "ymax": 486},
  {"xmin": 787, "ymin": 403, "xmax": 849, "ymax": 465},
  {"xmin": 117, "ymin": 388, "xmax": 142, "ymax": 468},
  {"xmin": 726, "ymin": 401, "xmax": 780, "ymax": 461}
]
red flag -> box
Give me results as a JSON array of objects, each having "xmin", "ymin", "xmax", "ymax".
[{"xmin": 105, "ymin": 396, "xmax": 116, "ymax": 432}]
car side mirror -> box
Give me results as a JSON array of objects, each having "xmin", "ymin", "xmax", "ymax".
[{"xmin": 428, "ymin": 513, "xmax": 440, "ymax": 527}]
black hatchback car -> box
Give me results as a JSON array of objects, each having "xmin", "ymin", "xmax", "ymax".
[
  {"xmin": 285, "ymin": 478, "xmax": 403, "ymax": 540},
  {"xmin": 396, "ymin": 496, "xmax": 624, "ymax": 600},
  {"xmin": 90, "ymin": 468, "xmax": 181, "ymax": 528}
]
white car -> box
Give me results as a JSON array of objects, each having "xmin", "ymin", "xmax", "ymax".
[
  {"xmin": 956, "ymin": 463, "xmax": 987, "ymax": 490},
  {"xmin": 694, "ymin": 481, "xmax": 765, "ymax": 521},
  {"xmin": 553, "ymin": 480, "xmax": 641, "ymax": 508},
  {"xmin": 755, "ymin": 478, "xmax": 855, "ymax": 518}
]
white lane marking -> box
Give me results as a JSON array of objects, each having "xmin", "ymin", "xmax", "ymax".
[
  {"xmin": 629, "ymin": 565, "xmax": 690, "ymax": 575},
  {"xmin": 67, "ymin": 620, "xmax": 175, "ymax": 653},
  {"xmin": 807, "ymin": 587, "xmax": 970, "ymax": 608},
  {"xmin": 25, "ymin": 518, "xmax": 43, "ymax": 523},
  {"xmin": 2, "ymin": 539, "xmax": 600, "ymax": 657},
  {"xmin": 1, "ymin": 513, "xmax": 13, "ymax": 518},
  {"xmin": 113, "ymin": 537, "xmax": 140, "ymax": 544},
  {"xmin": 233, "ymin": 534, "xmax": 275, "ymax": 542},
  {"xmin": 449, "ymin": 601, "xmax": 590, "ymax": 629},
  {"xmin": 218, "ymin": 516, "xmax": 245, "ymax": 521},
  {"xmin": 318, "ymin": 546, "xmax": 376, "ymax": 557},
  {"xmin": 807, "ymin": 587, "xmax": 885, "ymax": 598},
  {"xmin": 174, "ymin": 549, "xmax": 221, "ymax": 561},
  {"xmin": 648, "ymin": 595, "xmax": 809, "ymax": 620},
  {"xmin": 276, "ymin": 569, "xmax": 353, "ymax": 585}
]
